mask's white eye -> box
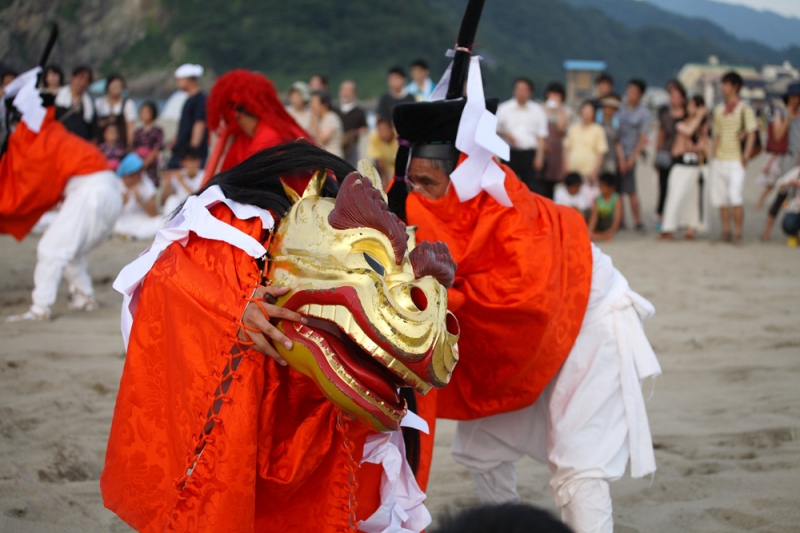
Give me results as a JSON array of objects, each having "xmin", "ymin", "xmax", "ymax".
[{"xmin": 363, "ymin": 252, "xmax": 385, "ymax": 276}]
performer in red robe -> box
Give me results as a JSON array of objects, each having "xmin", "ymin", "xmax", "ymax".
[
  {"xmin": 203, "ymin": 70, "xmax": 310, "ymax": 182},
  {"xmin": 1, "ymin": 67, "xmax": 121, "ymax": 321},
  {"xmin": 386, "ymin": 2, "xmax": 662, "ymax": 531},
  {"xmin": 102, "ymin": 143, "xmax": 457, "ymax": 533}
]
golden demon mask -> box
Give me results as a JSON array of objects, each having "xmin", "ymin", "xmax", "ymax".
[{"xmin": 268, "ymin": 161, "xmax": 459, "ymax": 432}]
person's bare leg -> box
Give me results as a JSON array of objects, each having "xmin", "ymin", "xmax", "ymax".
[
  {"xmin": 756, "ymin": 186, "xmax": 772, "ymax": 210},
  {"xmin": 733, "ymin": 206, "xmax": 744, "ymax": 240},
  {"xmin": 630, "ymin": 193, "xmax": 642, "ymax": 227},
  {"xmin": 762, "ymin": 214, "xmax": 775, "ymax": 241},
  {"xmin": 719, "ymin": 207, "xmax": 731, "ymax": 238}
]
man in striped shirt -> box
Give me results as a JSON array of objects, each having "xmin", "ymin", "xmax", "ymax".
[{"xmin": 710, "ymin": 71, "xmax": 758, "ymax": 243}]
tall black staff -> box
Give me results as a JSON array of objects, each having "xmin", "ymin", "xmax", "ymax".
[
  {"xmin": 445, "ymin": 0, "xmax": 486, "ymax": 100},
  {"xmin": 36, "ymin": 23, "xmax": 60, "ymax": 88}
]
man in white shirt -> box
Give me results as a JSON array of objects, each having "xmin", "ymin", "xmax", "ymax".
[{"xmin": 497, "ymin": 78, "xmax": 550, "ymax": 197}]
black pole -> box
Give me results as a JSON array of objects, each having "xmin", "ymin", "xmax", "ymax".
[
  {"xmin": 445, "ymin": 0, "xmax": 486, "ymax": 100},
  {"xmin": 36, "ymin": 23, "xmax": 59, "ymax": 87}
]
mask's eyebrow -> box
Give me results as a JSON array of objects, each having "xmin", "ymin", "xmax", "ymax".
[
  {"xmin": 328, "ymin": 172, "xmax": 408, "ymax": 264},
  {"xmin": 409, "ymin": 241, "xmax": 456, "ymax": 288}
]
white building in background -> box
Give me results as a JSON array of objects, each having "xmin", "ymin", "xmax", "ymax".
[
  {"xmin": 762, "ymin": 61, "xmax": 800, "ymax": 83},
  {"xmin": 677, "ymin": 56, "xmax": 762, "ymax": 107}
]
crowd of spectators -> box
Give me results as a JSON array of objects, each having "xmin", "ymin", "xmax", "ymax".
[{"xmin": 2, "ymin": 59, "xmax": 798, "ymax": 247}]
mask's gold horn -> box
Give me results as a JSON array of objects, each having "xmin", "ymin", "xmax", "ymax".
[
  {"xmin": 301, "ymin": 170, "xmax": 327, "ymax": 199},
  {"xmin": 279, "ymin": 178, "xmax": 302, "ymax": 205},
  {"xmin": 357, "ymin": 159, "xmax": 388, "ymax": 203}
]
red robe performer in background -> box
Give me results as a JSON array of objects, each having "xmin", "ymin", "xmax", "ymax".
[
  {"xmin": 1, "ymin": 67, "xmax": 121, "ymax": 321},
  {"xmin": 203, "ymin": 69, "xmax": 310, "ymax": 183}
]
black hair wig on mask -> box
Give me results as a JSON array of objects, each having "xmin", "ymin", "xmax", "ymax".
[{"xmin": 193, "ymin": 141, "xmax": 354, "ymax": 222}]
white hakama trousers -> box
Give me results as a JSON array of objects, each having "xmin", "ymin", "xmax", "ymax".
[
  {"xmin": 452, "ymin": 245, "xmax": 661, "ymax": 533},
  {"xmin": 31, "ymin": 171, "xmax": 121, "ymax": 314},
  {"xmin": 661, "ymin": 164, "xmax": 703, "ymax": 234}
]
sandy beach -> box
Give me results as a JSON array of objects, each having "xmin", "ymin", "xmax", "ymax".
[{"xmin": 1, "ymin": 160, "xmax": 798, "ymax": 532}]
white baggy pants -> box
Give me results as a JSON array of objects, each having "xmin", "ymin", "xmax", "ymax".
[
  {"xmin": 661, "ymin": 164, "xmax": 702, "ymax": 233},
  {"xmin": 31, "ymin": 171, "xmax": 121, "ymax": 313},
  {"xmin": 451, "ymin": 245, "xmax": 661, "ymax": 533}
]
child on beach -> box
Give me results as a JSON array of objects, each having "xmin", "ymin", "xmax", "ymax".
[
  {"xmin": 98, "ymin": 123, "xmax": 126, "ymax": 172},
  {"xmin": 554, "ymin": 172, "xmax": 594, "ymax": 222},
  {"xmin": 588, "ymin": 173, "xmax": 622, "ymax": 241},
  {"xmin": 161, "ymin": 147, "xmax": 205, "ymax": 215},
  {"xmin": 113, "ymin": 153, "xmax": 161, "ymax": 240}
]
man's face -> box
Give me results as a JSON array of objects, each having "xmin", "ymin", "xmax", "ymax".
[
  {"xmin": 410, "ymin": 66, "xmax": 428, "ymax": 84},
  {"xmin": 626, "ymin": 84, "xmax": 642, "ymax": 105},
  {"xmin": 388, "ymin": 73, "xmax": 406, "ymax": 93},
  {"xmin": 596, "ymin": 80, "xmax": 612, "ymax": 98},
  {"xmin": 176, "ymin": 77, "xmax": 189, "ymax": 92},
  {"xmin": 513, "ymin": 81, "xmax": 532, "ymax": 103},
  {"xmin": 407, "ymin": 157, "xmax": 450, "ymax": 200},
  {"xmin": 339, "ymin": 81, "xmax": 356, "ymax": 103},
  {"xmin": 721, "ymin": 80, "xmax": 738, "ymax": 99},
  {"xmin": 72, "ymin": 72, "xmax": 90, "ymax": 93},
  {"xmin": 309, "ymin": 75, "xmax": 325, "ymax": 91}
]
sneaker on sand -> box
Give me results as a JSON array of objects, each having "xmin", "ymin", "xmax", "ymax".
[
  {"xmin": 68, "ymin": 293, "xmax": 99, "ymax": 311},
  {"xmin": 5, "ymin": 306, "xmax": 51, "ymax": 322}
]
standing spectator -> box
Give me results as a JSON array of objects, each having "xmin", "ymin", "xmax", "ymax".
[
  {"xmin": 55, "ymin": 65, "xmax": 96, "ymax": 141},
  {"xmin": 654, "ymin": 80, "xmax": 687, "ymax": 229},
  {"xmin": 309, "ymin": 74, "xmax": 329, "ymax": 92},
  {"xmin": 564, "ymin": 101, "xmax": 608, "ymax": 188},
  {"xmin": 710, "ymin": 71, "xmax": 757, "ymax": 243},
  {"xmin": 661, "ymin": 96, "xmax": 709, "ymax": 240},
  {"xmin": 286, "ymin": 81, "xmax": 311, "ymax": 131},
  {"xmin": 309, "ymin": 90, "xmax": 343, "ymax": 157},
  {"xmin": 42, "ymin": 65, "xmax": 64, "ymax": 96},
  {"xmin": 599, "ymin": 95, "xmax": 625, "ymax": 176},
  {"xmin": 617, "ymin": 79, "xmax": 652, "ymax": 231},
  {"xmin": 542, "ymin": 81, "xmax": 571, "ymax": 186},
  {"xmin": 406, "ymin": 59, "xmax": 434, "ymax": 102},
  {"xmin": 167, "ymin": 64, "xmax": 207, "ymax": 169},
  {"xmin": 337, "ymin": 80, "xmax": 368, "ymax": 166},
  {"xmin": 132, "ymin": 101, "xmax": 164, "ymax": 186},
  {"xmin": 496, "ymin": 78, "xmax": 550, "ymax": 196},
  {"xmin": 0, "ymin": 70, "xmax": 17, "ymax": 89},
  {"xmin": 98, "ymin": 123, "xmax": 127, "ymax": 171},
  {"xmin": 95, "ymin": 73, "xmax": 137, "ymax": 148},
  {"xmin": 376, "ymin": 66, "xmax": 415, "ymax": 122},
  {"xmin": 761, "ymin": 83, "xmax": 800, "ymax": 241},
  {"xmin": 593, "ymin": 73, "xmax": 616, "ymax": 126},
  {"xmin": 367, "ymin": 117, "xmax": 399, "ymax": 190}
]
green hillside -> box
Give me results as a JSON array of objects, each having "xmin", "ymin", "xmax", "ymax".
[
  {"xmin": 563, "ymin": 0, "xmax": 800, "ymax": 69},
  {"xmin": 105, "ymin": 0, "xmax": 779, "ymax": 98}
]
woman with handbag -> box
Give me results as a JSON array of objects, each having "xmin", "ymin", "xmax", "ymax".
[
  {"xmin": 654, "ymin": 80, "xmax": 687, "ymax": 230},
  {"xmin": 660, "ymin": 96, "xmax": 709, "ymax": 240}
]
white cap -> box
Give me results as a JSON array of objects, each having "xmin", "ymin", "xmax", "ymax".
[{"xmin": 174, "ymin": 64, "xmax": 204, "ymax": 79}]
